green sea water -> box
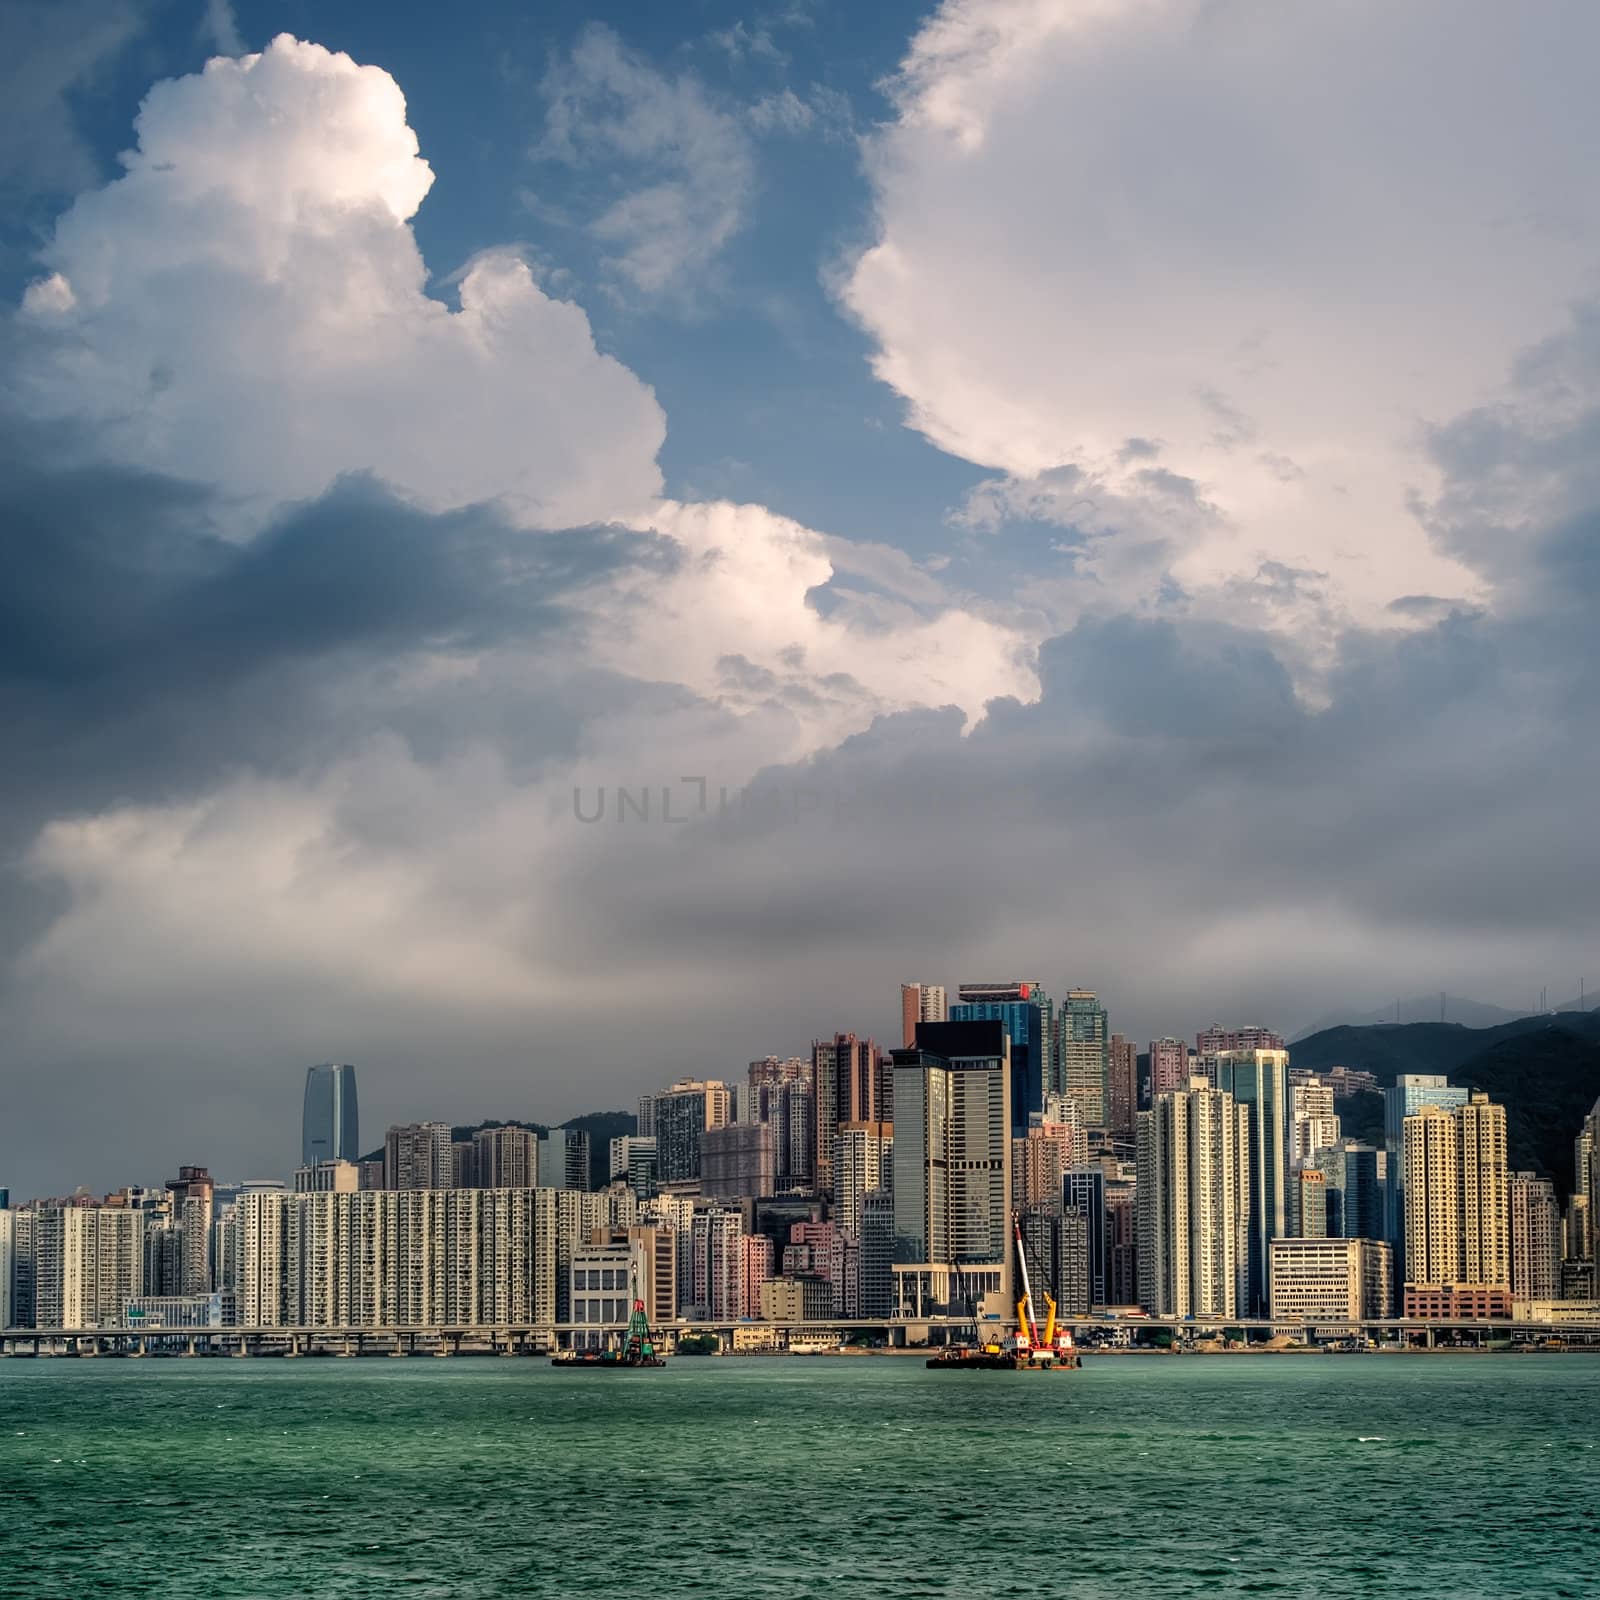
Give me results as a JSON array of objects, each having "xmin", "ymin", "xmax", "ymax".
[{"xmin": 1, "ymin": 1354, "xmax": 1596, "ymax": 1598}]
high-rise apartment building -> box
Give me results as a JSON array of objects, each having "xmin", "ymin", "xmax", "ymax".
[
  {"xmin": 1459, "ymin": 1091, "xmax": 1509, "ymax": 1289},
  {"xmin": 1107, "ymin": 1034, "xmax": 1137, "ymax": 1135},
  {"xmin": 688, "ymin": 1206, "xmax": 746, "ymax": 1320},
  {"xmin": 1013, "ymin": 1117, "xmax": 1085, "ymax": 1215},
  {"xmin": 1213, "ymin": 1048, "xmax": 1290, "ymax": 1315},
  {"xmin": 165, "ymin": 1164, "xmax": 216, "ymax": 1299},
  {"xmin": 1402, "ymin": 1104, "xmax": 1461, "ymax": 1289},
  {"xmin": 833, "ymin": 1121, "xmax": 892, "ymax": 1242},
  {"xmin": 701, "ymin": 1122, "xmax": 778, "ymax": 1200},
  {"xmin": 1289, "ymin": 1164, "xmax": 1328, "ymax": 1239},
  {"xmin": 1384, "ymin": 1074, "xmax": 1468, "ymax": 1279},
  {"xmin": 1400, "ymin": 1090, "xmax": 1512, "ymax": 1314},
  {"xmin": 1020, "ymin": 1204, "xmax": 1090, "ymax": 1317},
  {"xmin": 812, "ymin": 1036, "xmax": 884, "ymax": 1196},
  {"xmin": 230, "ymin": 1185, "xmax": 287, "ymax": 1326},
  {"xmin": 1149, "ymin": 1038, "xmax": 1189, "ymax": 1101},
  {"xmin": 0, "ymin": 1209, "xmax": 15, "ymax": 1330},
  {"xmin": 653, "ymin": 1080, "xmax": 732, "ymax": 1188},
  {"xmin": 900, "ymin": 983, "xmax": 947, "ymax": 1047},
  {"xmin": 1579, "ymin": 1098, "xmax": 1600, "ymax": 1267},
  {"xmin": 473, "ymin": 1126, "xmax": 539, "ymax": 1189},
  {"xmin": 1136, "ymin": 1079, "xmax": 1250, "ymax": 1319},
  {"xmin": 34, "ymin": 1204, "xmax": 145, "ymax": 1328},
  {"xmin": 1290, "ymin": 1077, "xmax": 1341, "ymax": 1162},
  {"xmin": 270, "ymin": 1186, "xmax": 558, "ymax": 1328},
  {"xmin": 1195, "ymin": 1025, "xmax": 1285, "ymax": 1055},
  {"xmin": 383, "ymin": 1123, "xmax": 453, "ymax": 1190},
  {"xmin": 745, "ymin": 1057, "xmax": 816, "ymax": 1194},
  {"xmin": 1509, "ymin": 1171, "xmax": 1562, "ymax": 1303},
  {"xmin": 302, "ymin": 1064, "xmax": 360, "ymax": 1169},
  {"xmin": 1063, "ymin": 1166, "xmax": 1107, "ymax": 1307},
  {"xmin": 1058, "ymin": 990, "xmax": 1109, "ymax": 1128},
  {"xmin": 891, "ymin": 1020, "xmax": 1013, "ymax": 1319},
  {"xmin": 1105, "ymin": 1181, "xmax": 1138, "ymax": 1307}
]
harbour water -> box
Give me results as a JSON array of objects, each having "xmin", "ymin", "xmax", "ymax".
[{"xmin": 2, "ymin": 1354, "xmax": 1595, "ymax": 1598}]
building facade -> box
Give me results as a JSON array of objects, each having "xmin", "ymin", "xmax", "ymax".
[
  {"xmin": 1136, "ymin": 1080, "xmax": 1250, "ymax": 1319},
  {"xmin": 301, "ymin": 1063, "xmax": 360, "ymax": 1169}
]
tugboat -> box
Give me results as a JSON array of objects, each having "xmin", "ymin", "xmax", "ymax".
[
  {"xmin": 551, "ymin": 1276, "xmax": 667, "ymax": 1369},
  {"xmin": 926, "ymin": 1219, "xmax": 1081, "ymax": 1372}
]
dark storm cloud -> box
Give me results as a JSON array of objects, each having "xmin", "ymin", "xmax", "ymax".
[
  {"xmin": 0, "ymin": 417, "xmax": 677, "ymax": 852},
  {"xmin": 551, "ymin": 456, "xmax": 1598, "ymax": 1048}
]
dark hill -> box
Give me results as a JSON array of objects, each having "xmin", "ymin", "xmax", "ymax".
[
  {"xmin": 1453, "ymin": 1029, "xmax": 1600, "ymax": 1194},
  {"xmin": 1293, "ymin": 1011, "xmax": 1600, "ymax": 1194},
  {"xmin": 1290, "ymin": 1009, "xmax": 1600, "ymax": 1084}
]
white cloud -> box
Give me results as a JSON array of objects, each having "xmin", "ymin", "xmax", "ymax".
[
  {"xmin": 200, "ymin": 0, "xmax": 243, "ymax": 57},
  {"xmin": 536, "ymin": 25, "xmax": 755, "ymax": 302},
  {"xmin": 16, "ymin": 35, "xmax": 667, "ymax": 529},
  {"xmin": 843, "ymin": 0, "xmax": 1600, "ymax": 629}
]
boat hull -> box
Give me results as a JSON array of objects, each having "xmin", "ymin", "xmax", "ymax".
[{"xmin": 925, "ymin": 1351, "xmax": 1080, "ymax": 1371}]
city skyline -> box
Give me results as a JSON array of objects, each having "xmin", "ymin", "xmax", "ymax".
[{"xmin": 3, "ymin": 4, "xmax": 1600, "ymax": 1205}]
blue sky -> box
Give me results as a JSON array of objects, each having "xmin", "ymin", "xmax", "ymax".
[
  {"xmin": 10, "ymin": 0, "xmax": 981, "ymax": 554},
  {"xmin": 4, "ymin": 0, "xmax": 1599, "ymax": 1190}
]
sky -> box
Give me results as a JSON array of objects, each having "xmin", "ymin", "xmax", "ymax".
[{"xmin": 2, "ymin": 0, "xmax": 1598, "ymax": 1197}]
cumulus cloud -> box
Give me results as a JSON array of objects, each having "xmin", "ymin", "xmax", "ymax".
[
  {"xmin": 843, "ymin": 0, "xmax": 1600, "ymax": 629},
  {"xmin": 535, "ymin": 25, "xmax": 756, "ymax": 303},
  {"xmin": 16, "ymin": 35, "xmax": 667, "ymax": 528}
]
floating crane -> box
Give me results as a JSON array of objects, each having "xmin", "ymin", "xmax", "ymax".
[{"xmin": 926, "ymin": 1217, "xmax": 1081, "ymax": 1371}]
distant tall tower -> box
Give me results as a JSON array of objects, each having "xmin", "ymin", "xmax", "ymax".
[
  {"xmin": 1058, "ymin": 990, "xmax": 1109, "ymax": 1128},
  {"xmin": 1106, "ymin": 1034, "xmax": 1137, "ymax": 1135},
  {"xmin": 1403, "ymin": 1104, "xmax": 1462, "ymax": 1288},
  {"xmin": 302, "ymin": 1064, "xmax": 360, "ymax": 1168},
  {"xmin": 1213, "ymin": 1048, "xmax": 1291, "ymax": 1315},
  {"xmin": 900, "ymin": 983, "xmax": 947, "ymax": 1047},
  {"xmin": 1136, "ymin": 1079, "xmax": 1250, "ymax": 1318}
]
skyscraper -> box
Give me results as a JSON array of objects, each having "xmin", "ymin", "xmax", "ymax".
[
  {"xmin": 891, "ymin": 1020, "xmax": 1012, "ymax": 1319},
  {"xmin": 1058, "ymin": 989, "xmax": 1109, "ymax": 1128},
  {"xmin": 1063, "ymin": 1165, "xmax": 1107, "ymax": 1307},
  {"xmin": 1459, "ymin": 1091, "xmax": 1509, "ymax": 1289},
  {"xmin": 747, "ymin": 1059, "xmax": 816, "ymax": 1194},
  {"xmin": 900, "ymin": 983, "xmax": 947, "ymax": 1047},
  {"xmin": 1384, "ymin": 1074, "xmax": 1468, "ymax": 1283},
  {"xmin": 1509, "ymin": 1171, "xmax": 1561, "ymax": 1303},
  {"xmin": 652, "ymin": 1080, "xmax": 732, "ymax": 1188},
  {"xmin": 165, "ymin": 1166, "xmax": 215, "ymax": 1297},
  {"xmin": 1403, "ymin": 1104, "xmax": 1463, "ymax": 1289},
  {"xmin": 1318, "ymin": 1141, "xmax": 1386, "ymax": 1241},
  {"xmin": 812, "ymin": 1035, "xmax": 882, "ymax": 1196},
  {"xmin": 1137, "ymin": 1079, "xmax": 1250, "ymax": 1319},
  {"xmin": 1214, "ymin": 1047, "xmax": 1290, "ymax": 1315},
  {"xmin": 1107, "ymin": 1034, "xmax": 1137, "ymax": 1136},
  {"xmin": 833, "ymin": 1121, "xmax": 892, "ymax": 1241},
  {"xmin": 301, "ymin": 1063, "xmax": 360, "ymax": 1168},
  {"xmin": 1398, "ymin": 1090, "xmax": 1511, "ymax": 1318},
  {"xmin": 953, "ymin": 982, "xmax": 1049, "ymax": 1134}
]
